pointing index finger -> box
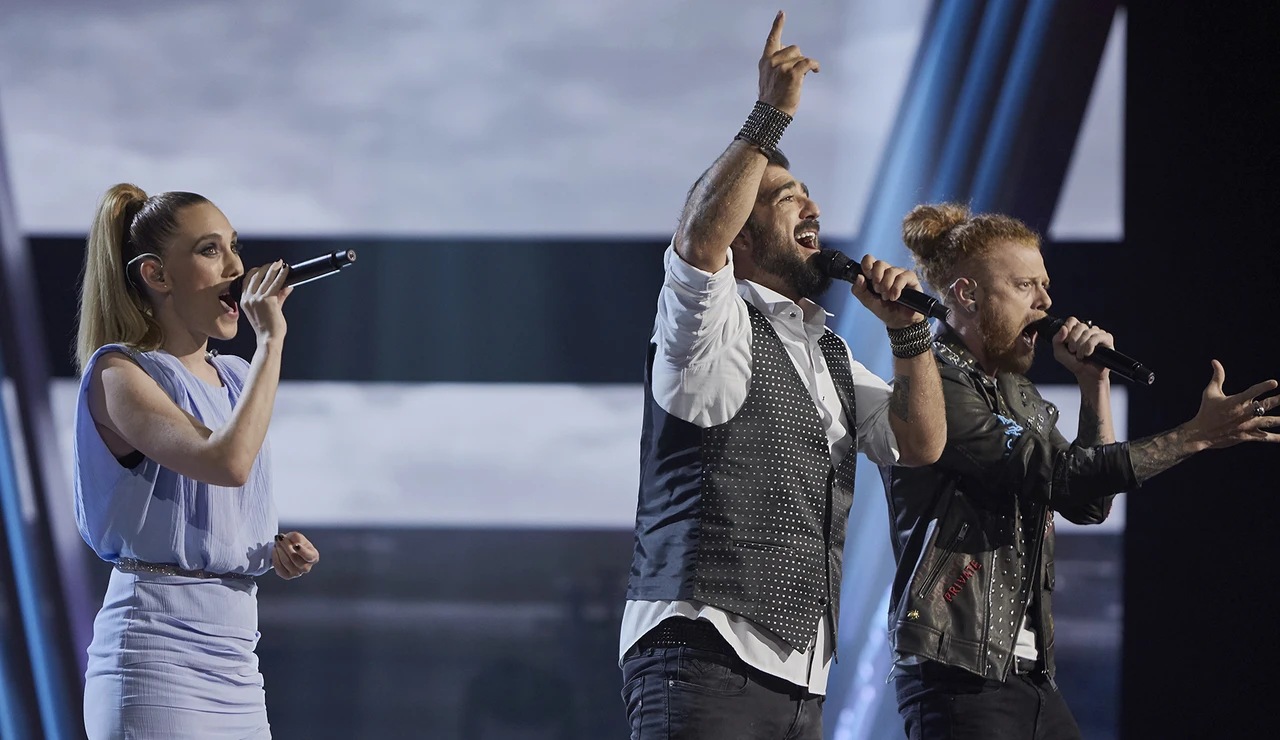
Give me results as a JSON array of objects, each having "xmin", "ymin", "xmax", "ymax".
[{"xmin": 764, "ymin": 11, "xmax": 785, "ymax": 56}]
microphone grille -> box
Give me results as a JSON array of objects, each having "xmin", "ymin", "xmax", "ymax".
[
  {"xmin": 1028, "ymin": 316, "xmax": 1064, "ymax": 335},
  {"xmin": 813, "ymin": 248, "xmax": 850, "ymax": 277}
]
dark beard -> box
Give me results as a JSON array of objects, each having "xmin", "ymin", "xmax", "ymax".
[
  {"xmin": 978, "ymin": 299, "xmax": 1034, "ymax": 374},
  {"xmin": 747, "ymin": 220, "xmax": 831, "ymax": 299}
]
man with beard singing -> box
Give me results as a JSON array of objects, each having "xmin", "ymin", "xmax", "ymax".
[
  {"xmin": 883, "ymin": 203, "xmax": 1280, "ymax": 740},
  {"xmin": 618, "ymin": 12, "xmax": 947, "ymax": 740}
]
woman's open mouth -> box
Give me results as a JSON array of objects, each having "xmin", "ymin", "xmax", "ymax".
[{"xmin": 218, "ymin": 292, "xmax": 239, "ymax": 318}]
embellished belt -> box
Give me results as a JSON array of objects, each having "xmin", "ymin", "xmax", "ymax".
[
  {"xmin": 113, "ymin": 557, "xmax": 254, "ymax": 581},
  {"xmin": 637, "ymin": 618, "xmax": 734, "ymax": 656}
]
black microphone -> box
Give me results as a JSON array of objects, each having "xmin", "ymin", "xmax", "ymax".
[
  {"xmin": 1028, "ymin": 316, "xmax": 1154, "ymax": 386},
  {"xmin": 229, "ymin": 249, "xmax": 357, "ymax": 302},
  {"xmin": 812, "ymin": 249, "xmax": 951, "ymax": 322}
]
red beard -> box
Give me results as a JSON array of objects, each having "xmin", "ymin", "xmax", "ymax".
[{"xmin": 977, "ymin": 300, "xmax": 1035, "ymax": 374}]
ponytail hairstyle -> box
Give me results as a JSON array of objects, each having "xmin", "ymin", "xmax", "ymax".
[
  {"xmin": 74, "ymin": 184, "xmax": 210, "ymax": 374},
  {"xmin": 900, "ymin": 202, "xmax": 1041, "ymax": 307}
]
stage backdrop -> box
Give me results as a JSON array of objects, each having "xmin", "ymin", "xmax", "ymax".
[{"xmin": 1, "ymin": 1, "xmax": 1126, "ymax": 738}]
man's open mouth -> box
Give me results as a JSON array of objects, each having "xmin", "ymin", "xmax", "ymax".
[
  {"xmin": 1019, "ymin": 324, "xmax": 1037, "ymax": 349},
  {"xmin": 796, "ymin": 230, "xmax": 819, "ymax": 249}
]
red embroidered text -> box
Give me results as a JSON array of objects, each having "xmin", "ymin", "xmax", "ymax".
[{"xmin": 943, "ymin": 560, "xmax": 982, "ymax": 602}]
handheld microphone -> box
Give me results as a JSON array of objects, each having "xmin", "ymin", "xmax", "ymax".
[
  {"xmin": 1028, "ymin": 316, "xmax": 1154, "ymax": 386},
  {"xmin": 813, "ymin": 249, "xmax": 951, "ymax": 322},
  {"xmin": 230, "ymin": 249, "xmax": 357, "ymax": 302}
]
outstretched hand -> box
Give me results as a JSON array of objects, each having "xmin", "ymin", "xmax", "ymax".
[
  {"xmin": 758, "ymin": 11, "xmax": 819, "ymax": 117},
  {"xmin": 1184, "ymin": 360, "xmax": 1280, "ymax": 449}
]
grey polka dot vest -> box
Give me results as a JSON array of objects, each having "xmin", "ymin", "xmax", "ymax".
[{"xmin": 628, "ymin": 300, "xmax": 860, "ymax": 652}]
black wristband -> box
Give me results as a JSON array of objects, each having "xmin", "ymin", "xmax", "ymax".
[
  {"xmin": 734, "ymin": 101, "xmax": 793, "ymax": 156},
  {"xmin": 887, "ymin": 319, "xmax": 933, "ymax": 359}
]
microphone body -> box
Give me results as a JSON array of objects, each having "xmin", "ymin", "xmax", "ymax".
[
  {"xmin": 1028, "ymin": 316, "xmax": 1154, "ymax": 386},
  {"xmin": 230, "ymin": 249, "xmax": 357, "ymax": 302},
  {"xmin": 813, "ymin": 249, "xmax": 951, "ymax": 322}
]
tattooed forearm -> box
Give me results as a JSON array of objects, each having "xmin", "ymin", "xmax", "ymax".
[
  {"xmin": 1078, "ymin": 398, "xmax": 1105, "ymax": 447},
  {"xmin": 1129, "ymin": 430, "xmax": 1199, "ymax": 484},
  {"xmin": 890, "ymin": 374, "xmax": 911, "ymax": 422}
]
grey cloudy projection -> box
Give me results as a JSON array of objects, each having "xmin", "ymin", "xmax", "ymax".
[
  {"xmin": 1, "ymin": 0, "xmax": 931, "ymax": 237},
  {"xmin": 0, "ymin": 1, "xmax": 1120, "ymax": 238}
]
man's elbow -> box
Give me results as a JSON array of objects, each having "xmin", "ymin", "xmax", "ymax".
[
  {"xmin": 896, "ymin": 434, "xmax": 945, "ymax": 467},
  {"xmin": 673, "ymin": 236, "xmax": 729, "ymax": 274},
  {"xmin": 1060, "ymin": 499, "xmax": 1115, "ymax": 526}
]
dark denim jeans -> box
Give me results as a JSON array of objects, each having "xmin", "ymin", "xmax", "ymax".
[
  {"xmin": 620, "ymin": 645, "xmax": 823, "ymax": 740},
  {"xmin": 895, "ymin": 661, "xmax": 1082, "ymax": 740}
]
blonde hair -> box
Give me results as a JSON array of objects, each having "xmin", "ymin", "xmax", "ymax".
[
  {"xmin": 74, "ymin": 184, "xmax": 209, "ymax": 373},
  {"xmin": 900, "ymin": 202, "xmax": 1040, "ymax": 302}
]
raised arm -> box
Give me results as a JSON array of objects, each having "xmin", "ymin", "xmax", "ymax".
[
  {"xmin": 936, "ymin": 359, "xmax": 1279, "ymax": 513},
  {"xmin": 1054, "ymin": 322, "xmax": 1280, "ymax": 482},
  {"xmin": 851, "ymin": 255, "xmax": 946, "ymax": 466},
  {"xmin": 1050, "ymin": 317, "xmax": 1117, "ymax": 447},
  {"xmin": 89, "ymin": 262, "xmax": 292, "ymax": 487},
  {"xmin": 1051, "ymin": 317, "xmax": 1121, "ymax": 524},
  {"xmin": 674, "ymin": 11, "xmax": 819, "ymax": 272}
]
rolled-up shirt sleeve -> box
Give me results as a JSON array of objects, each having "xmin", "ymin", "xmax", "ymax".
[
  {"xmin": 1045, "ymin": 424, "xmax": 1121, "ymax": 525},
  {"xmin": 846, "ymin": 351, "xmax": 901, "ymax": 466},
  {"xmin": 655, "ymin": 243, "xmax": 746, "ymax": 367}
]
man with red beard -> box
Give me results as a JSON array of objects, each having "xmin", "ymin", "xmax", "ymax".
[
  {"xmin": 619, "ymin": 11, "xmax": 949, "ymax": 740},
  {"xmin": 882, "ymin": 203, "xmax": 1280, "ymax": 740}
]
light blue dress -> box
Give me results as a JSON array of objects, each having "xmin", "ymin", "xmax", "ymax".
[{"xmin": 74, "ymin": 345, "xmax": 279, "ymax": 740}]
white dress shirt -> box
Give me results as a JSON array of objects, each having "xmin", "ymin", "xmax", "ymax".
[{"xmin": 620, "ymin": 245, "xmax": 901, "ymax": 694}]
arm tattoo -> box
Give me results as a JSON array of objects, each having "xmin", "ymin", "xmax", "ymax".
[
  {"xmin": 1078, "ymin": 398, "xmax": 1105, "ymax": 447},
  {"xmin": 1129, "ymin": 431, "xmax": 1198, "ymax": 484},
  {"xmin": 890, "ymin": 374, "xmax": 911, "ymax": 423}
]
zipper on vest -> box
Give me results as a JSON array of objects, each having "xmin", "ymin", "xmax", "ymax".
[{"xmin": 917, "ymin": 522, "xmax": 970, "ymax": 599}]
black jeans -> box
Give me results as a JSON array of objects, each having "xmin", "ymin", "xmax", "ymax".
[
  {"xmin": 895, "ymin": 661, "xmax": 1082, "ymax": 740},
  {"xmin": 620, "ymin": 645, "xmax": 823, "ymax": 740}
]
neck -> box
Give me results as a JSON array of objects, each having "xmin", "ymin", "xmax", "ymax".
[
  {"xmin": 738, "ymin": 267, "xmax": 801, "ymax": 303},
  {"xmin": 154, "ymin": 307, "xmax": 211, "ymax": 370},
  {"xmin": 949, "ymin": 319, "xmax": 998, "ymax": 376}
]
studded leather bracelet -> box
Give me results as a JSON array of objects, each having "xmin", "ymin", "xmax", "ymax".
[
  {"xmin": 734, "ymin": 101, "xmax": 793, "ymax": 157},
  {"xmin": 887, "ymin": 319, "xmax": 933, "ymax": 358}
]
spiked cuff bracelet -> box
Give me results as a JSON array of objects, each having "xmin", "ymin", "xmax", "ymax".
[{"xmin": 735, "ymin": 101, "xmax": 793, "ymax": 156}]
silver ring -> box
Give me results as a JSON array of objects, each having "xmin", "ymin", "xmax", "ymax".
[
  {"xmin": 1084, "ymin": 320, "xmax": 1095, "ymax": 328},
  {"xmin": 1253, "ymin": 400, "xmax": 1266, "ymax": 417}
]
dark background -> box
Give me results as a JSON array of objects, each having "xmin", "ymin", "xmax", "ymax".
[{"xmin": 1120, "ymin": 2, "xmax": 1278, "ymax": 737}]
